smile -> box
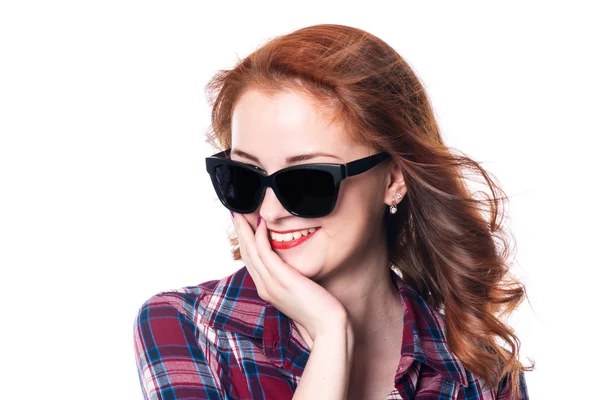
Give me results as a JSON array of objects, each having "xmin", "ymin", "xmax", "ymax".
[{"xmin": 268, "ymin": 227, "xmax": 320, "ymax": 250}]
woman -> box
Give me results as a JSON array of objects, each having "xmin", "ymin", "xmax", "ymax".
[{"xmin": 134, "ymin": 24, "xmax": 532, "ymax": 399}]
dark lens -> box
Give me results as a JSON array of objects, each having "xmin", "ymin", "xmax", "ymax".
[
  {"xmin": 213, "ymin": 164, "xmax": 262, "ymax": 212},
  {"xmin": 275, "ymin": 169, "xmax": 335, "ymax": 217}
]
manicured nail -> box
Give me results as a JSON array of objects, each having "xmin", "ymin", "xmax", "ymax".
[
  {"xmin": 230, "ymin": 211, "xmax": 235, "ymax": 217},
  {"xmin": 257, "ymin": 216, "xmax": 261, "ymax": 227}
]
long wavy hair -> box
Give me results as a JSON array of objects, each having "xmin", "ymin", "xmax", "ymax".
[{"xmin": 203, "ymin": 24, "xmax": 533, "ymax": 397}]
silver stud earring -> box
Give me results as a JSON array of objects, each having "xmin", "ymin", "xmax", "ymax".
[{"xmin": 389, "ymin": 192, "xmax": 402, "ymax": 214}]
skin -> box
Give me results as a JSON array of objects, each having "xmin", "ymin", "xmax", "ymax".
[{"xmin": 229, "ymin": 88, "xmax": 406, "ymax": 394}]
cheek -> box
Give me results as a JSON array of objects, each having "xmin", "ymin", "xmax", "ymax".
[
  {"xmin": 325, "ymin": 185, "xmax": 382, "ymax": 245},
  {"xmin": 307, "ymin": 177, "xmax": 382, "ymax": 253},
  {"xmin": 332, "ymin": 181, "xmax": 378, "ymax": 226},
  {"xmin": 320, "ymin": 212, "xmax": 370, "ymax": 252}
]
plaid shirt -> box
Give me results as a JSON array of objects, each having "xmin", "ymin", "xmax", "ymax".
[{"xmin": 133, "ymin": 266, "xmax": 528, "ymax": 399}]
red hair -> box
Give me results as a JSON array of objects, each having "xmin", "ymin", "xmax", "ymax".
[{"xmin": 204, "ymin": 24, "xmax": 534, "ymax": 397}]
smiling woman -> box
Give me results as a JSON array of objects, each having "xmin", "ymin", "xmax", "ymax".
[{"xmin": 133, "ymin": 23, "xmax": 532, "ymax": 400}]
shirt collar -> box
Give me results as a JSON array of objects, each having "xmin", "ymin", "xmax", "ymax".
[{"xmin": 200, "ymin": 266, "xmax": 468, "ymax": 387}]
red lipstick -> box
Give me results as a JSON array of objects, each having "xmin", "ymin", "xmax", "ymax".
[{"xmin": 269, "ymin": 228, "xmax": 320, "ymax": 250}]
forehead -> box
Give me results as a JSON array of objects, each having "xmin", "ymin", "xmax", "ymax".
[{"xmin": 230, "ymin": 89, "xmax": 348, "ymax": 162}]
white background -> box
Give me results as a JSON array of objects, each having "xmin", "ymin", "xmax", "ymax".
[{"xmin": 1, "ymin": 1, "xmax": 598, "ymax": 399}]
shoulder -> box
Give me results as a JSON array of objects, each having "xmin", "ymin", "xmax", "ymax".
[
  {"xmin": 132, "ymin": 267, "xmax": 260, "ymax": 399},
  {"xmin": 392, "ymin": 274, "xmax": 529, "ymax": 399},
  {"xmin": 134, "ymin": 276, "xmax": 220, "ymax": 328},
  {"xmin": 132, "ymin": 275, "xmax": 225, "ymax": 370},
  {"xmin": 133, "ymin": 265, "xmax": 263, "ymax": 339}
]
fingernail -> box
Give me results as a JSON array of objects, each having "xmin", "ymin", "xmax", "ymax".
[
  {"xmin": 257, "ymin": 216, "xmax": 261, "ymax": 227},
  {"xmin": 230, "ymin": 211, "xmax": 235, "ymax": 217}
]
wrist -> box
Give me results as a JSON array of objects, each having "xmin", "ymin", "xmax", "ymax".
[
  {"xmin": 314, "ymin": 316, "xmax": 355, "ymax": 356},
  {"xmin": 315, "ymin": 311, "xmax": 351, "ymax": 337}
]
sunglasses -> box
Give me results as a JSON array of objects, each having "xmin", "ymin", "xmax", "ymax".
[{"xmin": 205, "ymin": 148, "xmax": 390, "ymax": 218}]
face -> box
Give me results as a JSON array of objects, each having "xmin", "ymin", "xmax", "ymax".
[{"xmin": 230, "ymin": 88, "xmax": 399, "ymax": 281}]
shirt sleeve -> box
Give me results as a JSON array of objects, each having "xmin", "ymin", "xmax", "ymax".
[
  {"xmin": 498, "ymin": 370, "xmax": 529, "ymax": 400},
  {"xmin": 133, "ymin": 293, "xmax": 225, "ymax": 400}
]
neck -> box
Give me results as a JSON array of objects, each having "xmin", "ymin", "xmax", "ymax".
[{"xmin": 314, "ymin": 228, "xmax": 402, "ymax": 346}]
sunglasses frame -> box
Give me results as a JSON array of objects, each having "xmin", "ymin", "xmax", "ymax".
[{"xmin": 205, "ymin": 148, "xmax": 391, "ymax": 218}]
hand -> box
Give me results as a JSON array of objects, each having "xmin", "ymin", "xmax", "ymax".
[{"xmin": 231, "ymin": 213, "xmax": 349, "ymax": 343}]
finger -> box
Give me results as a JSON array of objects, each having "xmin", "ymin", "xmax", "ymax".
[
  {"xmin": 231, "ymin": 213, "xmax": 255, "ymax": 278},
  {"xmin": 232, "ymin": 213, "xmax": 269, "ymax": 291},
  {"xmin": 254, "ymin": 218, "xmax": 301, "ymax": 287}
]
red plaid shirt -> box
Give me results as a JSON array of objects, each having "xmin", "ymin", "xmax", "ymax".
[{"xmin": 133, "ymin": 266, "xmax": 528, "ymax": 399}]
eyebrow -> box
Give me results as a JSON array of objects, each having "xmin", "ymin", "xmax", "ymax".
[{"xmin": 230, "ymin": 149, "xmax": 342, "ymax": 164}]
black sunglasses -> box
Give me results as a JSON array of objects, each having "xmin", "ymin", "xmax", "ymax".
[{"xmin": 205, "ymin": 148, "xmax": 390, "ymax": 218}]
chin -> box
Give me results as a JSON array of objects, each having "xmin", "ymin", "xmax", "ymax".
[{"xmin": 282, "ymin": 257, "xmax": 322, "ymax": 279}]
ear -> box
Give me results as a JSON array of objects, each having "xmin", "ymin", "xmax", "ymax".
[{"xmin": 384, "ymin": 160, "xmax": 407, "ymax": 206}]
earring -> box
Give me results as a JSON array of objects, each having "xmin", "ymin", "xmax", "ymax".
[{"xmin": 389, "ymin": 192, "xmax": 402, "ymax": 214}]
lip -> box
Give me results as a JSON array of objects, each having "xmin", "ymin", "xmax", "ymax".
[
  {"xmin": 269, "ymin": 227, "xmax": 320, "ymax": 250},
  {"xmin": 268, "ymin": 227, "xmax": 320, "ymax": 234}
]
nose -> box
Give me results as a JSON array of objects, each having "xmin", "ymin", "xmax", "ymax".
[{"xmin": 258, "ymin": 187, "xmax": 291, "ymax": 221}]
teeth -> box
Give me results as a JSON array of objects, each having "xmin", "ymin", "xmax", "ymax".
[{"xmin": 269, "ymin": 228, "xmax": 317, "ymax": 242}]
